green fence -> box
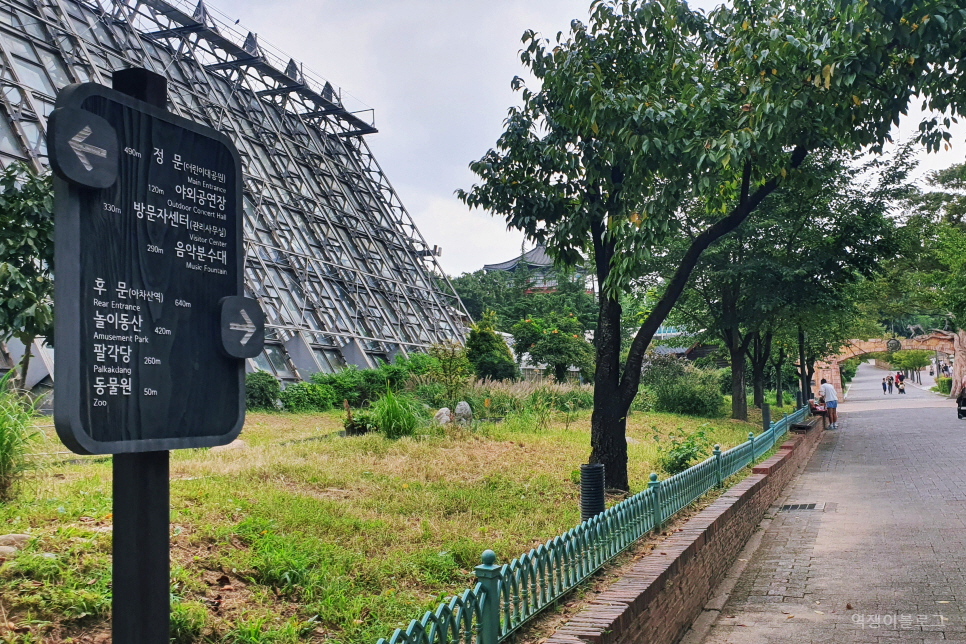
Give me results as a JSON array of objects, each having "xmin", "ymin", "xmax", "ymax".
[{"xmin": 375, "ymin": 404, "xmax": 809, "ymax": 644}]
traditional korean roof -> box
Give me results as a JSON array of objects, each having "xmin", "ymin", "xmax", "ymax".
[{"xmin": 483, "ymin": 246, "xmax": 554, "ymax": 272}]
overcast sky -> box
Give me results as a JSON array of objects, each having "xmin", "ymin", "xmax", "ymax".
[{"xmin": 223, "ymin": 0, "xmax": 964, "ymax": 276}]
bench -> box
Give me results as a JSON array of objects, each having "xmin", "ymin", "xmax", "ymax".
[{"xmin": 791, "ymin": 415, "xmax": 824, "ymax": 434}]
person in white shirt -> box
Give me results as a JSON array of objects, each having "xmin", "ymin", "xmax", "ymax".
[{"xmin": 819, "ymin": 378, "xmax": 838, "ymax": 429}]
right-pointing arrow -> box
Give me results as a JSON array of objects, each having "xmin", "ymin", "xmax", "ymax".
[
  {"xmin": 68, "ymin": 125, "xmax": 107, "ymax": 171},
  {"xmin": 229, "ymin": 308, "xmax": 256, "ymax": 346}
]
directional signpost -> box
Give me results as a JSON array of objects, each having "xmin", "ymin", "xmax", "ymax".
[{"xmin": 48, "ymin": 68, "xmax": 264, "ymax": 644}]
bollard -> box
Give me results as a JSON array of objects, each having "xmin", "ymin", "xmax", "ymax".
[
  {"xmin": 579, "ymin": 463, "xmax": 606, "ymax": 522},
  {"xmin": 474, "ymin": 550, "xmax": 502, "ymax": 644},
  {"xmin": 648, "ymin": 473, "xmax": 663, "ymax": 532},
  {"xmin": 713, "ymin": 444, "xmax": 723, "ymax": 487},
  {"xmin": 748, "ymin": 431, "xmax": 756, "ymax": 465},
  {"xmin": 762, "ymin": 403, "xmax": 771, "ymax": 433}
]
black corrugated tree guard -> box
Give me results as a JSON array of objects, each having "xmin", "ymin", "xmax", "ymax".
[{"xmin": 459, "ymin": 0, "xmax": 966, "ymax": 490}]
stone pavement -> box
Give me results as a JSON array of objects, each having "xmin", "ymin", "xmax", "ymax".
[{"xmin": 690, "ymin": 362, "xmax": 966, "ymax": 644}]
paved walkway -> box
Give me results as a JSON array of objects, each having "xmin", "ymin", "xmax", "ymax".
[{"xmin": 693, "ymin": 362, "xmax": 966, "ymax": 643}]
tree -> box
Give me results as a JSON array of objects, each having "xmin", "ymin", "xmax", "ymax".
[
  {"xmin": 448, "ymin": 265, "xmax": 597, "ymax": 333},
  {"xmin": 0, "ymin": 163, "xmax": 54, "ymax": 391},
  {"xmin": 459, "ymin": 0, "xmax": 966, "ymax": 489},
  {"xmin": 663, "ymin": 150, "xmax": 905, "ymax": 419},
  {"xmin": 511, "ymin": 313, "xmax": 594, "ymax": 382},
  {"xmin": 428, "ymin": 341, "xmax": 473, "ymax": 406},
  {"xmin": 889, "ymin": 350, "xmax": 931, "ymax": 383},
  {"xmin": 466, "ymin": 310, "xmax": 518, "ymax": 381}
]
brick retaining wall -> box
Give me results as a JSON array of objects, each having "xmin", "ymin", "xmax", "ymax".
[{"xmin": 544, "ymin": 424, "xmax": 823, "ymax": 644}]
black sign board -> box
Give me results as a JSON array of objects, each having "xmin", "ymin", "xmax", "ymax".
[{"xmin": 50, "ymin": 81, "xmax": 262, "ymax": 455}]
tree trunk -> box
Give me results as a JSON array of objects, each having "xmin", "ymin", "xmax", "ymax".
[
  {"xmin": 773, "ymin": 348, "xmax": 785, "ymax": 408},
  {"xmin": 15, "ymin": 336, "xmax": 33, "ymax": 392},
  {"xmin": 589, "ymin": 292, "xmax": 629, "ymax": 491},
  {"xmin": 554, "ymin": 363, "xmax": 567, "ymax": 384},
  {"xmin": 797, "ymin": 324, "xmax": 811, "ymax": 401},
  {"xmin": 588, "ymin": 217, "xmax": 630, "ymax": 491},
  {"xmin": 747, "ymin": 331, "xmax": 772, "ymax": 409},
  {"xmin": 727, "ymin": 336, "xmax": 750, "ymax": 421}
]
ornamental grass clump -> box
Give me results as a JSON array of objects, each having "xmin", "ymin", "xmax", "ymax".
[
  {"xmin": 371, "ymin": 387, "xmax": 424, "ymax": 439},
  {"xmin": 0, "ymin": 377, "xmax": 39, "ymax": 500}
]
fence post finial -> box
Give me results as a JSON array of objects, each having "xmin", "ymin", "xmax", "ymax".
[
  {"xmin": 648, "ymin": 473, "xmax": 663, "ymax": 532},
  {"xmin": 475, "ymin": 550, "xmax": 502, "ymax": 644},
  {"xmin": 713, "ymin": 444, "xmax": 722, "ymax": 487}
]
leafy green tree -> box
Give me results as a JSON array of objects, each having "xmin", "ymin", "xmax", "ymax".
[
  {"xmin": 0, "ymin": 163, "xmax": 54, "ymax": 391},
  {"xmin": 449, "ymin": 265, "xmax": 597, "ymax": 333},
  {"xmin": 664, "ymin": 150, "xmax": 905, "ymax": 419},
  {"xmin": 428, "ymin": 340, "xmax": 473, "ymax": 406},
  {"xmin": 889, "ymin": 350, "xmax": 932, "ymax": 384},
  {"xmin": 459, "ymin": 0, "xmax": 966, "ymax": 489},
  {"xmin": 511, "ymin": 313, "xmax": 593, "ymax": 383},
  {"xmin": 466, "ymin": 310, "xmax": 518, "ymax": 381}
]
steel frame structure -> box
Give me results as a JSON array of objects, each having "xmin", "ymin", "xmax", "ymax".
[{"xmin": 0, "ymin": 0, "xmax": 469, "ymax": 381}]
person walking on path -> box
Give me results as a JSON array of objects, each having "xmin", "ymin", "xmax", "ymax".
[
  {"xmin": 882, "ymin": 377, "xmax": 888, "ymax": 394},
  {"xmin": 898, "ymin": 380, "xmax": 906, "ymax": 394},
  {"xmin": 819, "ymin": 378, "xmax": 838, "ymax": 428},
  {"xmin": 887, "ymin": 377, "xmax": 893, "ymax": 393}
]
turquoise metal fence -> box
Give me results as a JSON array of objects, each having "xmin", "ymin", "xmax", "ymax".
[{"xmin": 375, "ymin": 404, "xmax": 810, "ymax": 644}]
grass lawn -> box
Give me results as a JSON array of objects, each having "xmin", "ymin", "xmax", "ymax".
[{"xmin": 0, "ymin": 407, "xmax": 767, "ymax": 643}]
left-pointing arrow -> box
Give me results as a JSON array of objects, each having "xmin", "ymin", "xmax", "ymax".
[{"xmin": 68, "ymin": 126, "xmax": 107, "ymax": 171}]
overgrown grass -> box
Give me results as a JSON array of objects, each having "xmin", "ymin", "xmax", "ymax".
[
  {"xmin": 0, "ymin": 406, "xmax": 764, "ymax": 643},
  {"xmin": 0, "ymin": 379, "xmax": 39, "ymax": 500},
  {"xmin": 370, "ymin": 389, "xmax": 424, "ymax": 439}
]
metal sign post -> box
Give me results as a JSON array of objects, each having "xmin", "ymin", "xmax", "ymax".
[{"xmin": 48, "ymin": 68, "xmax": 264, "ymax": 644}]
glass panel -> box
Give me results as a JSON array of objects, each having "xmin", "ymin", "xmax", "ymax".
[
  {"xmin": 251, "ymin": 352, "xmax": 273, "ymax": 374},
  {"xmin": 311, "ymin": 349, "xmax": 334, "ymax": 374},
  {"xmin": 264, "ymin": 345, "xmax": 292, "ymax": 376},
  {"xmin": 12, "ymin": 57, "xmax": 54, "ymax": 95},
  {"xmin": 37, "ymin": 49, "xmax": 71, "ymax": 88},
  {"xmin": 0, "ymin": 117, "xmax": 22, "ymax": 156},
  {"xmin": 19, "ymin": 120, "xmax": 43, "ymax": 155},
  {"xmin": 0, "ymin": 32, "xmax": 33, "ymax": 60}
]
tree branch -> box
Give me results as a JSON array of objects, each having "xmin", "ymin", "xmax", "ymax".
[{"xmin": 617, "ymin": 146, "xmax": 810, "ymax": 405}]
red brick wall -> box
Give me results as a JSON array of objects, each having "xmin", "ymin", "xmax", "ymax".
[{"xmin": 544, "ymin": 427, "xmax": 823, "ymax": 644}]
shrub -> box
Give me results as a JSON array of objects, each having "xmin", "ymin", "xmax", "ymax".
[
  {"xmin": 640, "ymin": 353, "xmax": 687, "ymax": 387},
  {"xmin": 428, "ymin": 341, "xmax": 472, "ymax": 406},
  {"xmin": 407, "ymin": 376, "xmax": 447, "ymax": 408},
  {"xmin": 631, "ymin": 388, "xmax": 655, "ymax": 412},
  {"xmin": 279, "ymin": 382, "xmax": 337, "ymax": 412},
  {"xmin": 312, "ymin": 367, "xmax": 366, "ymax": 406},
  {"xmin": 245, "ymin": 371, "xmax": 280, "ymax": 411},
  {"xmin": 654, "ymin": 425, "xmax": 712, "ymax": 475},
  {"xmin": 399, "ymin": 351, "xmax": 439, "ymax": 375},
  {"xmin": 0, "ymin": 378, "xmax": 38, "ymax": 500},
  {"xmin": 370, "ymin": 389, "xmax": 424, "ymax": 439},
  {"xmin": 839, "ymin": 358, "xmax": 859, "ymax": 383},
  {"xmin": 652, "ymin": 367, "xmax": 723, "ymax": 417},
  {"xmin": 937, "ymin": 376, "xmax": 952, "ymax": 395},
  {"xmin": 311, "ymin": 354, "xmax": 437, "ymax": 408},
  {"xmin": 466, "ymin": 310, "xmax": 518, "ymax": 381},
  {"xmin": 343, "ymin": 407, "xmax": 378, "ymax": 435}
]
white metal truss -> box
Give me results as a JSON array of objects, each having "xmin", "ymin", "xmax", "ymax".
[{"xmin": 0, "ymin": 0, "xmax": 469, "ymax": 380}]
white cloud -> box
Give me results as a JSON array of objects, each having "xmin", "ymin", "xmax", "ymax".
[{"xmin": 401, "ymin": 188, "xmax": 528, "ymax": 276}]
